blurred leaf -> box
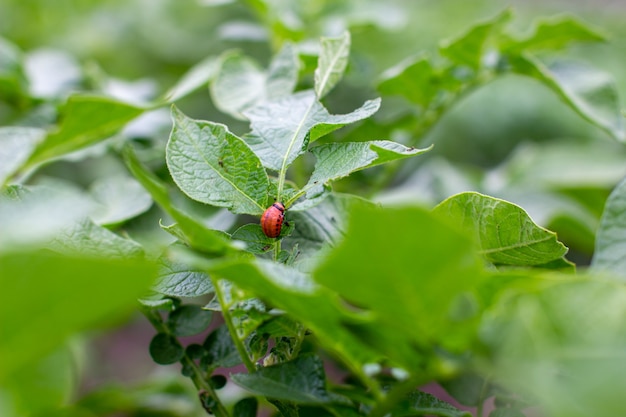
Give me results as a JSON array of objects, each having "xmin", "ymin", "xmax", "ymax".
[
  {"xmin": 202, "ymin": 325, "xmax": 242, "ymax": 368},
  {"xmin": 501, "ymin": 14, "xmax": 606, "ymax": 53},
  {"xmin": 155, "ymin": 256, "xmax": 214, "ymax": 297},
  {"xmin": 162, "ymin": 55, "xmax": 220, "ymax": 103},
  {"xmin": 433, "ymin": 192, "xmax": 569, "ymax": 267},
  {"xmin": 314, "ymin": 32, "xmax": 350, "ymax": 99},
  {"xmin": 0, "ymin": 127, "xmax": 45, "ymax": 186},
  {"xmin": 0, "ymin": 37, "xmax": 25, "ymax": 100},
  {"xmin": 440, "ymin": 8, "xmax": 512, "ymax": 70},
  {"xmin": 287, "ymin": 194, "xmax": 373, "ymax": 270},
  {"xmin": 26, "ymin": 95, "xmax": 144, "ymax": 167},
  {"xmin": 89, "ymin": 175, "xmax": 152, "ymax": 226},
  {"xmin": 124, "ymin": 145, "xmax": 233, "ymax": 254},
  {"xmin": 480, "ymin": 278, "xmax": 626, "ymax": 417},
  {"xmin": 315, "ymin": 204, "xmax": 485, "ymax": 353},
  {"xmin": 392, "ymin": 390, "xmax": 472, "ymax": 417},
  {"xmin": 0, "ymin": 183, "xmax": 94, "ymax": 251},
  {"xmin": 48, "ymin": 219, "xmax": 144, "ymax": 258},
  {"xmin": 231, "ymin": 354, "xmax": 330, "ymax": 403},
  {"xmin": 0, "ymin": 251, "xmax": 155, "ymax": 380},
  {"xmin": 168, "ymin": 305, "xmax": 212, "ymax": 337},
  {"xmin": 243, "ymin": 90, "xmax": 380, "ymax": 171},
  {"xmin": 511, "ymin": 55, "xmax": 624, "ymax": 141},
  {"xmin": 301, "ymin": 141, "xmax": 431, "ymax": 202},
  {"xmin": 149, "ymin": 333, "xmax": 184, "ymax": 365},
  {"xmin": 592, "ymin": 177, "xmax": 626, "ymax": 277},
  {"xmin": 488, "ymin": 409, "xmax": 526, "ymax": 417},
  {"xmin": 378, "ymin": 55, "xmax": 437, "ymax": 107},
  {"xmin": 211, "ymin": 43, "xmax": 298, "ymax": 119},
  {"xmin": 3, "ymin": 345, "xmax": 76, "ymax": 416},
  {"xmin": 166, "ymin": 106, "xmax": 270, "ymax": 215},
  {"xmin": 233, "ymin": 397, "xmax": 258, "ymax": 417}
]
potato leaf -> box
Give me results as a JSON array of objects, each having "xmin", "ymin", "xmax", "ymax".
[{"xmin": 166, "ymin": 106, "xmax": 270, "ymax": 215}]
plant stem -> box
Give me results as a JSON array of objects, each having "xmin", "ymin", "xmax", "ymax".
[
  {"xmin": 213, "ymin": 279, "xmax": 257, "ymax": 373},
  {"xmin": 140, "ymin": 307, "xmax": 230, "ymax": 417}
]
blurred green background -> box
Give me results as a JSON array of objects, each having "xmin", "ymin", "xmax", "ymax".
[{"xmin": 2, "ymin": 0, "xmax": 626, "ymax": 415}]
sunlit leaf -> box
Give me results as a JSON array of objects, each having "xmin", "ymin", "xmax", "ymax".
[
  {"xmin": 211, "ymin": 44, "xmax": 298, "ymax": 119},
  {"xmin": 26, "ymin": 95, "xmax": 144, "ymax": 167},
  {"xmin": 89, "ymin": 175, "xmax": 152, "ymax": 226},
  {"xmin": 166, "ymin": 106, "xmax": 270, "ymax": 215},
  {"xmin": 300, "ymin": 141, "xmax": 431, "ymax": 203},
  {"xmin": 0, "ymin": 127, "xmax": 45, "ymax": 185},
  {"xmin": 433, "ymin": 192, "xmax": 569, "ymax": 267},
  {"xmin": 162, "ymin": 55, "xmax": 220, "ymax": 103},
  {"xmin": 243, "ymin": 90, "xmax": 380, "ymax": 171},
  {"xmin": 511, "ymin": 55, "xmax": 624, "ymax": 141},
  {"xmin": 124, "ymin": 145, "xmax": 233, "ymax": 254},
  {"xmin": 315, "ymin": 32, "xmax": 350, "ymax": 99}
]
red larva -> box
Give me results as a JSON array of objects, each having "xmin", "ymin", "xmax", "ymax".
[{"xmin": 261, "ymin": 202, "xmax": 285, "ymax": 238}]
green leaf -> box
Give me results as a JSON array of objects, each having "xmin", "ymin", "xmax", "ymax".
[
  {"xmin": 89, "ymin": 175, "xmax": 152, "ymax": 226},
  {"xmin": 378, "ymin": 55, "xmax": 438, "ymax": 107},
  {"xmin": 166, "ymin": 106, "xmax": 269, "ymax": 215},
  {"xmin": 433, "ymin": 192, "xmax": 569, "ymax": 267},
  {"xmin": 155, "ymin": 257, "xmax": 214, "ymax": 297},
  {"xmin": 0, "ymin": 251, "xmax": 155, "ymax": 381},
  {"xmin": 244, "ymin": 90, "xmax": 380, "ymax": 171},
  {"xmin": 195, "ymin": 257, "xmax": 382, "ymax": 381},
  {"xmin": 231, "ymin": 354, "xmax": 330, "ymax": 404},
  {"xmin": 233, "ymin": 397, "xmax": 258, "ymax": 417},
  {"xmin": 501, "ymin": 14, "xmax": 606, "ymax": 53},
  {"xmin": 0, "ymin": 183, "xmax": 94, "ymax": 251},
  {"xmin": 511, "ymin": 55, "xmax": 624, "ymax": 141},
  {"xmin": 0, "ymin": 127, "xmax": 45, "ymax": 186},
  {"xmin": 393, "ymin": 390, "xmax": 472, "ymax": 417},
  {"xmin": 314, "ymin": 204, "xmax": 485, "ymax": 357},
  {"xmin": 149, "ymin": 333, "xmax": 184, "ymax": 365},
  {"xmin": 3, "ymin": 346, "xmax": 76, "ymax": 416},
  {"xmin": 202, "ymin": 325, "xmax": 242, "ymax": 368},
  {"xmin": 232, "ymin": 224, "xmax": 275, "ymax": 254},
  {"xmin": 48, "ymin": 219, "xmax": 144, "ymax": 258},
  {"xmin": 123, "ymin": 145, "xmax": 233, "ymax": 254},
  {"xmin": 301, "ymin": 141, "xmax": 431, "ymax": 202},
  {"xmin": 211, "ymin": 44, "xmax": 298, "ymax": 119},
  {"xmin": 488, "ymin": 409, "xmax": 526, "ymax": 417},
  {"xmin": 440, "ymin": 8, "xmax": 512, "ymax": 70},
  {"xmin": 26, "ymin": 95, "xmax": 144, "ymax": 167},
  {"xmin": 162, "ymin": 55, "xmax": 220, "ymax": 103},
  {"xmin": 315, "ymin": 31, "xmax": 350, "ymax": 99},
  {"xmin": 285, "ymin": 193, "xmax": 360, "ymax": 268},
  {"xmin": 168, "ymin": 305, "xmax": 212, "ymax": 337},
  {"xmin": 256, "ymin": 315, "xmax": 300, "ymax": 338},
  {"xmin": 592, "ymin": 177, "xmax": 626, "ymax": 277},
  {"xmin": 480, "ymin": 277, "xmax": 626, "ymax": 417}
]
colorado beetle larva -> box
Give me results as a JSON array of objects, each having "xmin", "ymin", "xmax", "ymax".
[{"xmin": 261, "ymin": 202, "xmax": 285, "ymax": 238}]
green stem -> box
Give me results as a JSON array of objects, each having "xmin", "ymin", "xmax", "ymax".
[
  {"xmin": 141, "ymin": 308, "xmax": 230, "ymax": 417},
  {"xmin": 213, "ymin": 279, "xmax": 257, "ymax": 373},
  {"xmin": 273, "ymin": 239, "xmax": 281, "ymax": 262}
]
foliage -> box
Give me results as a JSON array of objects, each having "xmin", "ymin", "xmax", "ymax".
[{"xmin": 2, "ymin": 1, "xmax": 626, "ymax": 417}]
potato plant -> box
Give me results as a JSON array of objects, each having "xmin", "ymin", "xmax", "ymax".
[{"xmin": 1, "ymin": 3, "xmax": 626, "ymax": 417}]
